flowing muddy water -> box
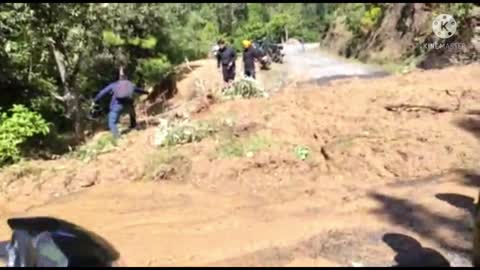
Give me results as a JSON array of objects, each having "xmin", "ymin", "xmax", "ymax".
[{"xmin": 258, "ymin": 43, "xmax": 389, "ymax": 91}]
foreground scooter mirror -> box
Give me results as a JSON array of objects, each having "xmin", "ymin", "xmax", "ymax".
[{"xmin": 3, "ymin": 217, "xmax": 119, "ymax": 267}]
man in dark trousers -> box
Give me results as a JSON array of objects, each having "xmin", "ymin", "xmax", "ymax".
[
  {"xmin": 216, "ymin": 39, "xmax": 237, "ymax": 88},
  {"xmin": 94, "ymin": 73, "xmax": 149, "ymax": 138},
  {"xmin": 242, "ymin": 39, "xmax": 263, "ymax": 79},
  {"xmin": 299, "ymin": 37, "xmax": 305, "ymax": 52}
]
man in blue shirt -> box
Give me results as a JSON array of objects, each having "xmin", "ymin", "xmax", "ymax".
[{"xmin": 94, "ymin": 74, "xmax": 149, "ymax": 138}]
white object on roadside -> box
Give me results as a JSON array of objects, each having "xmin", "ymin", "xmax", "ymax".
[{"xmin": 153, "ymin": 118, "xmax": 170, "ymax": 146}]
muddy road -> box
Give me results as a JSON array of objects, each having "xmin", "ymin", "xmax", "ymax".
[
  {"xmin": 0, "ymin": 46, "xmax": 479, "ymax": 266},
  {"xmin": 258, "ymin": 43, "xmax": 388, "ymax": 91}
]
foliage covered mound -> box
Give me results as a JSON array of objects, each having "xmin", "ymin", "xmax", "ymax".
[
  {"xmin": 73, "ymin": 133, "xmax": 118, "ymax": 162},
  {"xmin": 223, "ymin": 77, "xmax": 269, "ymax": 99},
  {"xmin": 154, "ymin": 119, "xmax": 219, "ymax": 147}
]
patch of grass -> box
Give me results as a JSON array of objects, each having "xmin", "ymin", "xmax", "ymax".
[
  {"xmin": 294, "ymin": 145, "xmax": 311, "ymax": 160},
  {"xmin": 1, "ymin": 162, "xmax": 44, "ymax": 190},
  {"xmin": 2, "ymin": 162, "xmax": 44, "ymax": 180},
  {"xmin": 72, "ymin": 133, "xmax": 118, "ymax": 162},
  {"xmin": 372, "ymin": 59, "xmax": 419, "ymax": 74},
  {"xmin": 142, "ymin": 147, "xmax": 191, "ymax": 181},
  {"xmin": 154, "ymin": 119, "xmax": 220, "ymax": 147},
  {"xmin": 216, "ymin": 135, "xmax": 273, "ymax": 158}
]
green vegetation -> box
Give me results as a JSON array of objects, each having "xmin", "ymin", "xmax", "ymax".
[
  {"xmin": 73, "ymin": 133, "xmax": 117, "ymax": 162},
  {"xmin": 153, "ymin": 118, "xmax": 233, "ymax": 147},
  {"xmin": 142, "ymin": 147, "xmax": 181, "ymax": 181},
  {"xmin": 294, "ymin": 145, "xmax": 311, "ymax": 161},
  {"xmin": 223, "ymin": 77, "xmax": 268, "ymax": 99},
  {"xmin": 2, "ymin": 162, "xmax": 44, "ymax": 183},
  {"xmin": 216, "ymin": 135, "xmax": 272, "ymax": 158},
  {"xmin": 0, "ymin": 105, "xmax": 50, "ymax": 165}
]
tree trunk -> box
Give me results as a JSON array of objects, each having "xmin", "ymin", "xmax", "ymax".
[
  {"xmin": 285, "ymin": 26, "xmax": 289, "ymax": 41},
  {"xmin": 49, "ymin": 39, "xmax": 85, "ymax": 142}
]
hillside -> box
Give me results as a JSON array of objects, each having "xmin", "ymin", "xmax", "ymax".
[{"xmin": 321, "ymin": 3, "xmax": 479, "ymax": 70}]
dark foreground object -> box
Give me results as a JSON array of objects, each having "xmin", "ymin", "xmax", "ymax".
[{"xmin": 4, "ymin": 217, "xmax": 119, "ymax": 267}]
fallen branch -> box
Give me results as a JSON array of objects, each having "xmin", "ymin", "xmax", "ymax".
[
  {"xmin": 445, "ymin": 89, "xmax": 462, "ymax": 111},
  {"xmin": 320, "ymin": 146, "xmax": 331, "ymax": 161},
  {"xmin": 384, "ymin": 104, "xmax": 459, "ymax": 113},
  {"xmin": 385, "ymin": 89, "xmax": 462, "ymax": 114}
]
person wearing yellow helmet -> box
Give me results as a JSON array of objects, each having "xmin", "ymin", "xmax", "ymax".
[
  {"xmin": 242, "ymin": 40, "xmax": 252, "ymax": 49},
  {"xmin": 242, "ymin": 39, "xmax": 262, "ymax": 79}
]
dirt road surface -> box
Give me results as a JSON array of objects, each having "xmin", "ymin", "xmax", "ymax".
[
  {"xmin": 0, "ymin": 44, "xmax": 479, "ymax": 266},
  {"xmin": 257, "ymin": 43, "xmax": 388, "ymax": 92}
]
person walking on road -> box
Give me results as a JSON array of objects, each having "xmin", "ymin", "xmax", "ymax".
[
  {"xmin": 94, "ymin": 73, "xmax": 149, "ymax": 138},
  {"xmin": 216, "ymin": 39, "xmax": 237, "ymax": 88},
  {"xmin": 242, "ymin": 39, "xmax": 262, "ymax": 79},
  {"xmin": 300, "ymin": 38, "xmax": 305, "ymax": 52}
]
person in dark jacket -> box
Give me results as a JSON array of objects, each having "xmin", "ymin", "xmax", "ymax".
[
  {"xmin": 242, "ymin": 40, "xmax": 262, "ymax": 79},
  {"xmin": 94, "ymin": 74, "xmax": 149, "ymax": 138},
  {"xmin": 216, "ymin": 39, "xmax": 237, "ymax": 87}
]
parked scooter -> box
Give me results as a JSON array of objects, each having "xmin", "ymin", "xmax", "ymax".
[{"xmin": 2, "ymin": 217, "xmax": 119, "ymax": 267}]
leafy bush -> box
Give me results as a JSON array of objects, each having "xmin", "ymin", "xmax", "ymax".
[
  {"xmin": 334, "ymin": 4, "xmax": 385, "ymax": 37},
  {"xmin": 223, "ymin": 77, "xmax": 268, "ymax": 99},
  {"xmin": 0, "ymin": 105, "xmax": 50, "ymax": 165},
  {"xmin": 154, "ymin": 119, "xmax": 218, "ymax": 147},
  {"xmin": 294, "ymin": 145, "xmax": 310, "ymax": 160},
  {"xmin": 447, "ymin": 3, "xmax": 475, "ymax": 25},
  {"xmin": 74, "ymin": 133, "xmax": 117, "ymax": 162},
  {"xmin": 216, "ymin": 135, "xmax": 271, "ymax": 158},
  {"xmin": 360, "ymin": 7, "xmax": 383, "ymax": 32},
  {"xmin": 103, "ymin": 30, "xmax": 125, "ymax": 47},
  {"xmin": 342, "ymin": 4, "xmax": 367, "ymax": 36},
  {"xmin": 234, "ymin": 21, "xmax": 267, "ymax": 43},
  {"xmin": 135, "ymin": 55, "xmax": 173, "ymax": 85}
]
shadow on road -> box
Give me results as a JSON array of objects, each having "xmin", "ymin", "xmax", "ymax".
[
  {"xmin": 436, "ymin": 193, "xmax": 475, "ymax": 217},
  {"xmin": 370, "ymin": 192, "xmax": 471, "ymax": 257},
  {"xmin": 460, "ymin": 171, "xmax": 480, "ymax": 188},
  {"xmin": 383, "ymin": 233, "xmax": 450, "ymax": 267},
  {"xmin": 454, "ymin": 116, "xmax": 480, "ymax": 141}
]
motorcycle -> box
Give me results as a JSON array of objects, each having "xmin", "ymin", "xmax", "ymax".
[
  {"xmin": 2, "ymin": 217, "xmax": 119, "ymax": 267},
  {"xmin": 270, "ymin": 45, "xmax": 284, "ymax": 64},
  {"xmin": 254, "ymin": 40, "xmax": 284, "ymax": 67},
  {"xmin": 253, "ymin": 42, "xmax": 272, "ymax": 70},
  {"xmin": 258, "ymin": 55, "xmax": 272, "ymax": 70}
]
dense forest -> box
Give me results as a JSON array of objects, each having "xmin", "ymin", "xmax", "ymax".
[{"xmin": 0, "ymin": 3, "xmax": 477, "ymax": 166}]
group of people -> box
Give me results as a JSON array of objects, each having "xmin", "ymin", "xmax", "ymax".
[
  {"xmin": 215, "ymin": 39, "xmax": 264, "ymax": 88},
  {"xmin": 94, "ymin": 38, "xmax": 266, "ymax": 138}
]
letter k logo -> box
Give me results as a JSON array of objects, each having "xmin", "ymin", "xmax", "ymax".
[{"xmin": 441, "ymin": 21, "xmax": 448, "ymax": 32}]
